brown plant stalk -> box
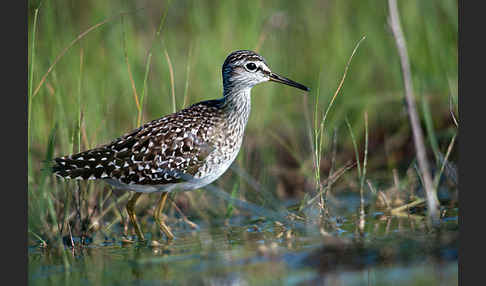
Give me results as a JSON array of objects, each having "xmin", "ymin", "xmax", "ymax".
[{"xmin": 388, "ymin": 0, "xmax": 440, "ymax": 224}]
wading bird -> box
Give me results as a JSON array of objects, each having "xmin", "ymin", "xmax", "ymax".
[{"xmin": 53, "ymin": 50, "xmax": 309, "ymax": 242}]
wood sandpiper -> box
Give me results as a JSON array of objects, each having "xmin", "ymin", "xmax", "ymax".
[{"xmin": 52, "ymin": 50, "xmax": 309, "ymax": 242}]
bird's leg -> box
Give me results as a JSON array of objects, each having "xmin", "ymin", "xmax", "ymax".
[
  {"xmin": 154, "ymin": 192, "xmax": 174, "ymax": 240},
  {"xmin": 126, "ymin": 192, "xmax": 145, "ymax": 242}
]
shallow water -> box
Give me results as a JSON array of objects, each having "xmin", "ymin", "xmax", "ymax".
[
  {"xmin": 28, "ymin": 189, "xmax": 458, "ymax": 286},
  {"xmin": 29, "ymin": 210, "xmax": 458, "ymax": 285}
]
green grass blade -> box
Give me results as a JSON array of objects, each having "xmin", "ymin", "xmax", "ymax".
[
  {"xmin": 28, "ymin": 7, "xmax": 40, "ymax": 153},
  {"xmin": 345, "ymin": 116, "xmax": 362, "ymax": 178},
  {"xmin": 225, "ymin": 181, "xmax": 239, "ymax": 219}
]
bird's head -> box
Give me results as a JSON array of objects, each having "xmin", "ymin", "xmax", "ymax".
[{"xmin": 222, "ymin": 50, "xmax": 309, "ymax": 92}]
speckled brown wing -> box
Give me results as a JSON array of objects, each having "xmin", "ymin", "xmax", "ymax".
[{"xmin": 53, "ymin": 100, "xmax": 225, "ymax": 186}]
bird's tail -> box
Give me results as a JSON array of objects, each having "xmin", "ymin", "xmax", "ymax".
[{"xmin": 52, "ymin": 148, "xmax": 118, "ymax": 180}]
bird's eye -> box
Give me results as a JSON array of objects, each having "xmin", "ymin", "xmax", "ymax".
[{"xmin": 245, "ymin": 62, "xmax": 257, "ymax": 71}]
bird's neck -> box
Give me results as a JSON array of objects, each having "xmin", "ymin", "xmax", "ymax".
[{"xmin": 221, "ymin": 86, "xmax": 252, "ymax": 130}]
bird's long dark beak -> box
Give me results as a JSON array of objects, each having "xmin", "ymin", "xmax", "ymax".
[{"xmin": 269, "ymin": 72, "xmax": 310, "ymax": 92}]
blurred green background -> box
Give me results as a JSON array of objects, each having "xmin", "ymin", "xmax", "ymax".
[{"xmin": 28, "ymin": 0, "xmax": 457, "ymax": 241}]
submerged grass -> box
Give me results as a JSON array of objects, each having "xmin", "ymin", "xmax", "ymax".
[{"xmin": 28, "ymin": 0, "xmax": 457, "ymax": 246}]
